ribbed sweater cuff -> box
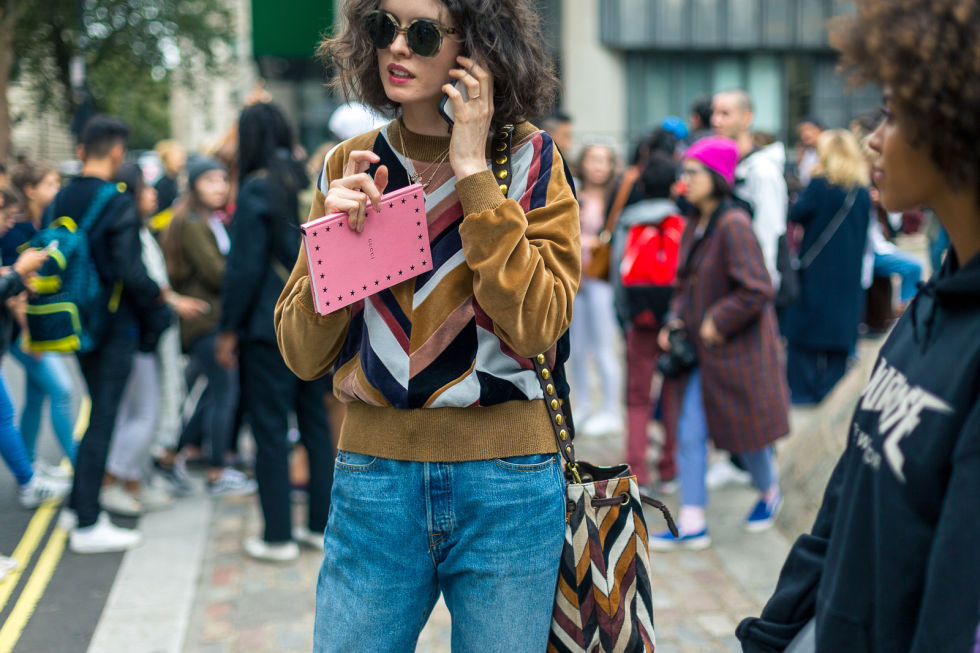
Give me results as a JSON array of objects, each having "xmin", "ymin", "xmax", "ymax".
[{"xmin": 455, "ymin": 170, "xmax": 507, "ymax": 216}]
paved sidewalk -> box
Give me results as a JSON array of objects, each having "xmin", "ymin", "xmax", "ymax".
[{"xmin": 179, "ymin": 429, "xmax": 790, "ymax": 653}]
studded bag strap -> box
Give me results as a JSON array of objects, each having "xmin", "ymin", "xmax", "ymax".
[
  {"xmin": 490, "ymin": 124, "xmax": 514, "ymax": 198},
  {"xmin": 497, "ymin": 128, "xmax": 580, "ymax": 480},
  {"xmin": 530, "ymin": 353, "xmax": 581, "ymax": 482}
]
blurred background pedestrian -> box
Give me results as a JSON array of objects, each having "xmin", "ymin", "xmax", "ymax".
[
  {"xmin": 783, "ymin": 129, "xmax": 870, "ymax": 404},
  {"xmin": 651, "ymin": 137, "xmax": 789, "ymax": 551},
  {"xmin": 217, "ymin": 102, "xmax": 333, "ymax": 562}
]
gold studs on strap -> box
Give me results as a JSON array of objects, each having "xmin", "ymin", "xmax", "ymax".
[
  {"xmin": 541, "ymin": 369, "xmax": 550, "ymax": 380},
  {"xmin": 550, "ymin": 399, "xmax": 559, "ymax": 411},
  {"xmin": 554, "ymin": 414, "xmax": 563, "ymax": 426},
  {"xmin": 545, "ymin": 383, "xmax": 554, "ymax": 395},
  {"xmin": 559, "ymin": 429, "xmax": 568, "ymax": 441}
]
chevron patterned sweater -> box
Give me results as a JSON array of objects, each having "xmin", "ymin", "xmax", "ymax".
[{"xmin": 275, "ymin": 120, "xmax": 581, "ymax": 462}]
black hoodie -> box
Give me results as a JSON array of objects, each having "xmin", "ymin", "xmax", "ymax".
[{"xmin": 737, "ymin": 249, "xmax": 980, "ymax": 652}]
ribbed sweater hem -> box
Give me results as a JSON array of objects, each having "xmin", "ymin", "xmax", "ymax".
[{"xmin": 339, "ymin": 400, "xmax": 559, "ymax": 462}]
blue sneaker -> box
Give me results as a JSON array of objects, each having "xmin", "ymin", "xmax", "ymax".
[
  {"xmin": 649, "ymin": 528, "xmax": 710, "ymax": 551},
  {"xmin": 745, "ymin": 491, "xmax": 782, "ymax": 532}
]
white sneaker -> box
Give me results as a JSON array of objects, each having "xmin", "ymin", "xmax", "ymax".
[
  {"xmin": 705, "ymin": 458, "xmax": 752, "ymax": 489},
  {"xmin": 581, "ymin": 412, "xmax": 622, "ymax": 438},
  {"xmin": 100, "ymin": 485, "xmax": 144, "ymax": 517},
  {"xmin": 35, "ymin": 460, "xmax": 72, "ymax": 480},
  {"xmin": 139, "ymin": 486, "xmax": 175, "ymax": 512},
  {"xmin": 0, "ymin": 554, "xmax": 18, "ymax": 581},
  {"xmin": 19, "ymin": 476, "xmax": 71, "ymax": 509},
  {"xmin": 244, "ymin": 536, "xmax": 299, "ymax": 562},
  {"xmin": 69, "ymin": 513, "xmax": 142, "ymax": 554},
  {"xmin": 208, "ymin": 468, "xmax": 257, "ymax": 497},
  {"xmin": 293, "ymin": 525, "xmax": 325, "ymax": 551},
  {"xmin": 58, "ymin": 508, "xmax": 77, "ymax": 531}
]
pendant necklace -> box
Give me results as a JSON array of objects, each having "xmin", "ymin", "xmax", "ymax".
[{"xmin": 398, "ymin": 119, "xmax": 450, "ymax": 190}]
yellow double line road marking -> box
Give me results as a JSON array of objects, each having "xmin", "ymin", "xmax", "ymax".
[
  {"xmin": 0, "ymin": 395, "xmax": 91, "ymax": 653},
  {"xmin": 0, "ymin": 525, "xmax": 67, "ymax": 652},
  {"xmin": 0, "ymin": 503, "xmax": 56, "ymax": 612}
]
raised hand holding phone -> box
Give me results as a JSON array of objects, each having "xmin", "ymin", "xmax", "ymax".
[
  {"xmin": 438, "ymin": 79, "xmax": 468, "ymax": 127},
  {"xmin": 442, "ymin": 55, "xmax": 495, "ymax": 181}
]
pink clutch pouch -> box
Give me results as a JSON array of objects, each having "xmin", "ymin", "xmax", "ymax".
[{"xmin": 300, "ymin": 183, "xmax": 431, "ymax": 315}]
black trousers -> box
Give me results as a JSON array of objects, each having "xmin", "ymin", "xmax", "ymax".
[
  {"xmin": 71, "ymin": 332, "xmax": 137, "ymax": 528},
  {"xmin": 786, "ymin": 344, "xmax": 849, "ymax": 405},
  {"xmin": 240, "ymin": 340, "xmax": 334, "ymax": 542}
]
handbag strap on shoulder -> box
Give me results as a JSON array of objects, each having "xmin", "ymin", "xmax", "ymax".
[
  {"xmin": 601, "ymin": 166, "xmax": 641, "ymax": 237},
  {"xmin": 798, "ymin": 187, "xmax": 859, "ymax": 270}
]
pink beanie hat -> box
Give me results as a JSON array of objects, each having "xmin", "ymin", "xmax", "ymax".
[{"xmin": 684, "ymin": 137, "xmax": 739, "ymax": 187}]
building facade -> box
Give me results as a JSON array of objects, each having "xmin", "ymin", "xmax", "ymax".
[
  {"xmin": 564, "ymin": 0, "xmax": 879, "ymax": 157},
  {"xmin": 168, "ymin": 0, "xmax": 878, "ymax": 165}
]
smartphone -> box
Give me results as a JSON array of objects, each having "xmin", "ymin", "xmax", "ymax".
[
  {"xmin": 44, "ymin": 240, "xmax": 59, "ymax": 252},
  {"xmin": 438, "ymin": 79, "xmax": 469, "ymax": 128}
]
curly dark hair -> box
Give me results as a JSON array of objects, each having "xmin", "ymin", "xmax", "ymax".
[
  {"xmin": 320, "ymin": 0, "xmax": 559, "ymax": 129},
  {"xmin": 831, "ymin": 0, "xmax": 980, "ymax": 196}
]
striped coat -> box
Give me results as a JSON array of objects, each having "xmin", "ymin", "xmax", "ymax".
[{"xmin": 671, "ymin": 203, "xmax": 789, "ymax": 454}]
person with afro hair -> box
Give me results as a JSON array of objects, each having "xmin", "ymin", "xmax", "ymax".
[{"xmin": 738, "ymin": 1, "xmax": 980, "ymax": 651}]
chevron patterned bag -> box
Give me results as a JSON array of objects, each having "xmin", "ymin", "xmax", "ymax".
[{"xmin": 530, "ymin": 355, "xmax": 677, "ymax": 653}]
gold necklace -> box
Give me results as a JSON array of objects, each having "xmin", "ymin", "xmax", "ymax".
[{"xmin": 397, "ymin": 120, "xmax": 450, "ymax": 190}]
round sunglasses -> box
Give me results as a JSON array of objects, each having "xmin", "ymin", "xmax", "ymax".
[{"xmin": 363, "ymin": 10, "xmax": 459, "ymax": 58}]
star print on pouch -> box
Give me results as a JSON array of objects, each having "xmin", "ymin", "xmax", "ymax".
[{"xmin": 299, "ymin": 182, "xmax": 429, "ymax": 315}]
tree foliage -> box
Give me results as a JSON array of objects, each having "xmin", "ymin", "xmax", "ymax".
[{"xmin": 11, "ymin": 0, "xmax": 234, "ymax": 148}]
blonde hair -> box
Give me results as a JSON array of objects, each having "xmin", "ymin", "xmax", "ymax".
[
  {"xmin": 813, "ymin": 129, "xmax": 870, "ymax": 189},
  {"xmin": 154, "ymin": 139, "xmax": 186, "ymax": 176}
]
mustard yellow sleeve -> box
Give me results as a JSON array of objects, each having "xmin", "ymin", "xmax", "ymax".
[
  {"xmin": 455, "ymin": 144, "xmax": 581, "ymax": 358},
  {"xmin": 274, "ymin": 184, "xmax": 354, "ymax": 380}
]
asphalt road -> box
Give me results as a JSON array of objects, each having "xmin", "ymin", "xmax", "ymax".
[{"xmin": 0, "ymin": 353, "xmax": 126, "ymax": 653}]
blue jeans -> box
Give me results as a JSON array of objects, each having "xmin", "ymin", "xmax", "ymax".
[
  {"xmin": 314, "ymin": 451, "xmax": 566, "ymax": 652},
  {"xmin": 678, "ymin": 369, "xmax": 777, "ymax": 507},
  {"xmin": 0, "ymin": 372, "xmax": 33, "ymax": 485},
  {"xmin": 873, "ymin": 250, "xmax": 922, "ymax": 303},
  {"xmin": 10, "ymin": 342, "xmax": 76, "ymax": 463}
]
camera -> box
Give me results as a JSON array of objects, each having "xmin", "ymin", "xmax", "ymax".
[{"xmin": 657, "ymin": 327, "xmax": 698, "ymax": 379}]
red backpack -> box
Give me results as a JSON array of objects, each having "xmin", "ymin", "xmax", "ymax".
[{"xmin": 619, "ymin": 214, "xmax": 687, "ymax": 286}]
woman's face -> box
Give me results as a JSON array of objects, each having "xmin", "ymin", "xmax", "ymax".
[
  {"xmin": 581, "ymin": 146, "xmax": 614, "ymax": 187},
  {"xmin": 27, "ymin": 171, "xmax": 60, "ymax": 211},
  {"xmin": 868, "ymin": 96, "xmax": 944, "ymax": 213},
  {"xmin": 139, "ymin": 185, "xmax": 158, "ymax": 219},
  {"xmin": 195, "ymin": 170, "xmax": 230, "ymax": 211},
  {"xmin": 376, "ymin": 0, "xmax": 462, "ymax": 110},
  {"xmin": 680, "ymin": 159, "xmax": 714, "ymax": 206}
]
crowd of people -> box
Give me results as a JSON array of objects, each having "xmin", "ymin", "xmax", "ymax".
[
  {"xmin": 553, "ymin": 86, "xmax": 941, "ymax": 544},
  {"xmin": 0, "ymin": 99, "xmax": 338, "ymax": 565},
  {"xmin": 1, "ymin": 0, "xmax": 978, "ymax": 650}
]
